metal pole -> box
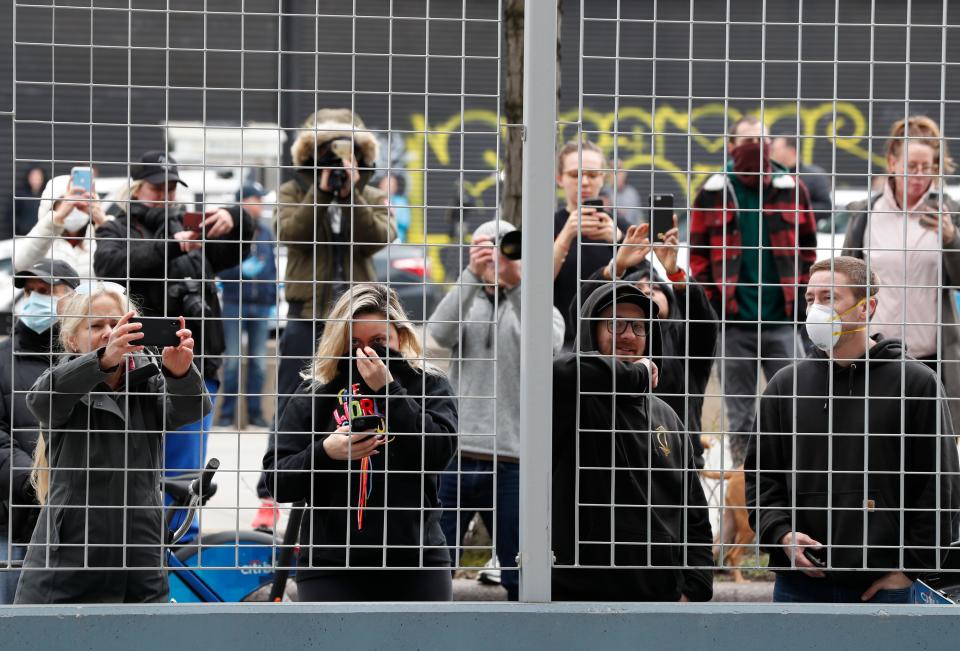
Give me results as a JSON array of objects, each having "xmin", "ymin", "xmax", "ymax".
[{"xmin": 518, "ymin": 0, "xmax": 558, "ymax": 603}]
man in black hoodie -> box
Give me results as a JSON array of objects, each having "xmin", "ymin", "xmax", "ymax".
[
  {"xmin": 0, "ymin": 259, "xmax": 79, "ymax": 602},
  {"xmin": 747, "ymin": 256, "xmax": 960, "ymax": 603},
  {"xmin": 574, "ymin": 217, "xmax": 720, "ymax": 466},
  {"xmin": 552, "ymin": 283, "xmax": 714, "ymax": 601}
]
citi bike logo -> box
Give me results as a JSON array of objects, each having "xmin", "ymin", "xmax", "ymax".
[{"xmin": 239, "ymin": 560, "xmax": 272, "ymax": 575}]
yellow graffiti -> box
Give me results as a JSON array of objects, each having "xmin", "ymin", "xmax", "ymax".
[{"xmin": 405, "ymin": 101, "xmax": 888, "ymax": 282}]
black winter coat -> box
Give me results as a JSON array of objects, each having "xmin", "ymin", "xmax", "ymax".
[
  {"xmin": 746, "ymin": 337, "xmax": 960, "ymax": 589},
  {"xmin": 551, "ymin": 283, "xmax": 714, "ymax": 602},
  {"xmin": 94, "ymin": 202, "xmax": 253, "ymax": 380},
  {"xmin": 0, "ymin": 322, "xmax": 57, "ymax": 542},
  {"xmin": 15, "ymin": 351, "xmax": 211, "ymax": 604},
  {"xmin": 264, "ymin": 359, "xmax": 458, "ymax": 574}
]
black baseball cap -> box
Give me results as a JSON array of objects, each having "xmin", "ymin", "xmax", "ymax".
[
  {"xmin": 591, "ymin": 283, "xmax": 660, "ymax": 320},
  {"xmin": 15, "ymin": 258, "xmax": 81, "ymax": 290},
  {"xmin": 131, "ymin": 151, "xmax": 188, "ymax": 187}
]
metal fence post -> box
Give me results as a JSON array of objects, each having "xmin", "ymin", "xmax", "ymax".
[{"xmin": 518, "ymin": 0, "xmax": 558, "ymax": 603}]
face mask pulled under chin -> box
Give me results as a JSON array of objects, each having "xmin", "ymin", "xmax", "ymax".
[
  {"xmin": 804, "ymin": 299, "xmax": 867, "ymax": 352},
  {"xmin": 730, "ymin": 141, "xmax": 771, "ymax": 187}
]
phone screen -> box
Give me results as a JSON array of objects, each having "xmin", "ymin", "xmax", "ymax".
[{"xmin": 71, "ymin": 167, "xmax": 93, "ymax": 193}]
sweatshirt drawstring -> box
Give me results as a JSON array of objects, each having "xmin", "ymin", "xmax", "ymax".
[
  {"xmin": 848, "ymin": 363, "xmax": 857, "ymax": 396},
  {"xmin": 357, "ymin": 456, "xmax": 373, "ymax": 530}
]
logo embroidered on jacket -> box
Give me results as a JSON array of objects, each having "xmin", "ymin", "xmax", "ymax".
[{"xmin": 655, "ymin": 426, "xmax": 671, "ymax": 457}]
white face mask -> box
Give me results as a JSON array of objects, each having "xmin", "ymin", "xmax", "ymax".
[
  {"xmin": 804, "ymin": 298, "xmax": 867, "ymax": 352},
  {"xmin": 62, "ymin": 208, "xmax": 89, "ymax": 233}
]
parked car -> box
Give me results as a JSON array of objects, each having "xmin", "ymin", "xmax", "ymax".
[{"xmin": 372, "ymin": 243, "xmax": 442, "ymax": 322}]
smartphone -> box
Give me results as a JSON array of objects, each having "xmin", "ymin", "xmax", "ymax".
[
  {"xmin": 182, "ymin": 211, "xmax": 204, "ymax": 232},
  {"xmin": 582, "ymin": 198, "xmax": 606, "ymax": 210},
  {"xmin": 71, "ymin": 166, "xmax": 93, "ymax": 193},
  {"xmin": 129, "ymin": 317, "xmax": 181, "ymax": 348},
  {"xmin": 351, "ymin": 414, "xmax": 384, "ymax": 433},
  {"xmin": 649, "ymin": 193, "xmax": 675, "ymax": 241},
  {"xmin": 802, "ymin": 548, "xmax": 826, "ymax": 568}
]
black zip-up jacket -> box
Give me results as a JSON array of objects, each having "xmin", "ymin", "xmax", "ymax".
[
  {"xmin": 746, "ymin": 337, "xmax": 960, "ymax": 589},
  {"xmin": 551, "ymin": 283, "xmax": 714, "ymax": 601},
  {"xmin": 95, "ymin": 202, "xmax": 253, "ymax": 381},
  {"xmin": 0, "ymin": 322, "xmax": 57, "ymax": 542},
  {"xmin": 264, "ymin": 358, "xmax": 458, "ymax": 574}
]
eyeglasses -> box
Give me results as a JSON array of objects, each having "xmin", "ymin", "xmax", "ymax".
[
  {"xmin": 904, "ymin": 162, "xmax": 939, "ymax": 175},
  {"xmin": 73, "ymin": 281, "xmax": 127, "ymax": 296},
  {"xmin": 563, "ymin": 170, "xmax": 605, "ymax": 180},
  {"xmin": 604, "ymin": 319, "xmax": 647, "ymax": 337}
]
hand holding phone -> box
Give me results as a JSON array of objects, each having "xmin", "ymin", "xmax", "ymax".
[
  {"xmin": 649, "ymin": 193, "xmax": 675, "ymax": 241},
  {"xmin": 803, "ymin": 548, "xmax": 826, "ymax": 569}
]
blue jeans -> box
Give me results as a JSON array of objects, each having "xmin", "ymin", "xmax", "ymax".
[
  {"xmin": 0, "ymin": 534, "xmax": 25, "ymax": 604},
  {"xmin": 773, "ymin": 572, "xmax": 913, "ymax": 604},
  {"xmin": 164, "ymin": 378, "xmax": 218, "ymax": 544},
  {"xmin": 439, "ymin": 458, "xmax": 520, "ymax": 601},
  {"xmin": 219, "ymin": 302, "xmax": 272, "ymax": 421}
]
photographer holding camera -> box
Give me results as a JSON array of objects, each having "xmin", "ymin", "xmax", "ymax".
[
  {"xmin": 428, "ymin": 220, "xmax": 564, "ymax": 601},
  {"xmin": 94, "ymin": 151, "xmax": 253, "ymax": 540},
  {"xmin": 274, "ymin": 109, "xmax": 394, "ymax": 407}
]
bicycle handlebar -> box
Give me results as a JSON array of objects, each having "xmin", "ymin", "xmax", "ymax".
[
  {"xmin": 190, "ymin": 458, "xmax": 220, "ymax": 501},
  {"xmin": 167, "ymin": 457, "xmax": 220, "ymax": 546}
]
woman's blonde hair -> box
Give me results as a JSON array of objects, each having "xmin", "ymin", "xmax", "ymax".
[
  {"xmin": 305, "ymin": 283, "xmax": 436, "ymax": 387},
  {"xmin": 32, "ymin": 284, "xmax": 137, "ymax": 504},
  {"xmin": 885, "ymin": 115, "xmax": 955, "ymax": 174}
]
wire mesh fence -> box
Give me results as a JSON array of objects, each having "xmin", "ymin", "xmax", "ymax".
[{"xmin": 1, "ymin": 0, "xmax": 959, "ymax": 607}]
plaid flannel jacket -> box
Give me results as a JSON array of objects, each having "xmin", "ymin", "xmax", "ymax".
[{"xmin": 689, "ymin": 172, "xmax": 817, "ymax": 319}]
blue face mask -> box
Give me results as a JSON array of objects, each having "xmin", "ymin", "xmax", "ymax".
[{"xmin": 18, "ymin": 292, "xmax": 59, "ymax": 334}]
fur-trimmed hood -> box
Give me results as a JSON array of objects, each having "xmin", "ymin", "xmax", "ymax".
[{"xmin": 290, "ymin": 108, "xmax": 380, "ymax": 168}]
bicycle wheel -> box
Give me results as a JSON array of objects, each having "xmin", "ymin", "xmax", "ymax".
[{"xmin": 172, "ymin": 530, "xmax": 295, "ymax": 602}]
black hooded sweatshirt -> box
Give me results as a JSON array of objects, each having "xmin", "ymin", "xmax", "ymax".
[
  {"xmin": 551, "ymin": 283, "xmax": 714, "ymax": 601},
  {"xmin": 264, "ymin": 352, "xmax": 458, "ymax": 578},
  {"xmin": 746, "ymin": 337, "xmax": 960, "ymax": 589},
  {"xmin": 574, "ymin": 262, "xmax": 720, "ymax": 462}
]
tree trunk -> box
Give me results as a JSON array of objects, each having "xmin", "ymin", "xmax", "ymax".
[
  {"xmin": 502, "ymin": 0, "xmax": 524, "ymax": 228},
  {"xmin": 503, "ymin": 0, "xmax": 561, "ymax": 228}
]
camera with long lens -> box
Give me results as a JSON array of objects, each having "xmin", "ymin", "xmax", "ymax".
[
  {"xmin": 169, "ymin": 279, "xmax": 210, "ymax": 319},
  {"xmin": 315, "ymin": 138, "xmax": 354, "ymax": 196},
  {"xmin": 498, "ymin": 230, "xmax": 522, "ymax": 260}
]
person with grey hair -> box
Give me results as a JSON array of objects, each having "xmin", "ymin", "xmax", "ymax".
[{"xmin": 428, "ymin": 220, "xmax": 565, "ymax": 601}]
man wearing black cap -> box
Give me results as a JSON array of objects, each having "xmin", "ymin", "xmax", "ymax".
[
  {"xmin": 551, "ymin": 282, "xmax": 714, "ymax": 602},
  {"xmin": 0, "ymin": 259, "xmax": 80, "ymax": 602},
  {"xmin": 94, "ymin": 151, "xmax": 254, "ymax": 541}
]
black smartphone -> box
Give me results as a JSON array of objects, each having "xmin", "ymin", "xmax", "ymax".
[
  {"xmin": 129, "ymin": 317, "xmax": 181, "ymax": 348},
  {"xmin": 649, "ymin": 193, "xmax": 675, "ymax": 241},
  {"xmin": 802, "ymin": 548, "xmax": 826, "ymax": 568},
  {"xmin": 350, "ymin": 414, "xmax": 384, "ymax": 433},
  {"xmin": 582, "ymin": 197, "xmax": 606, "ymax": 210}
]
